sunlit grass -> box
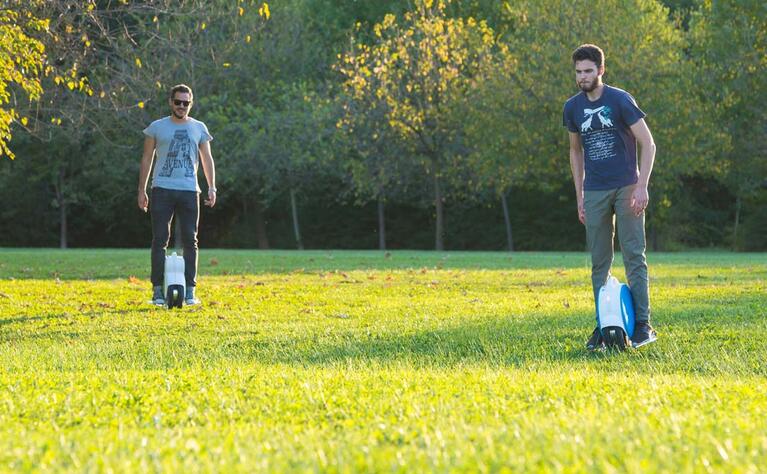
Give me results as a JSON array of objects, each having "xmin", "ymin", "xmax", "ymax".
[{"xmin": 1, "ymin": 249, "xmax": 765, "ymax": 472}]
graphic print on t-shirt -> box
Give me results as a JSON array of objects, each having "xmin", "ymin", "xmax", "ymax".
[
  {"xmin": 580, "ymin": 106, "xmax": 614, "ymax": 132},
  {"xmin": 159, "ymin": 130, "xmax": 195, "ymax": 178},
  {"xmin": 581, "ymin": 105, "xmax": 616, "ymax": 161}
]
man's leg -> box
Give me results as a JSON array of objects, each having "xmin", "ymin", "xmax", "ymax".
[
  {"xmin": 150, "ymin": 187, "xmax": 175, "ymax": 288},
  {"xmin": 584, "ymin": 189, "xmax": 617, "ymax": 315},
  {"xmin": 615, "ymin": 185, "xmax": 650, "ymax": 323},
  {"xmin": 177, "ymin": 190, "xmax": 200, "ymax": 288}
]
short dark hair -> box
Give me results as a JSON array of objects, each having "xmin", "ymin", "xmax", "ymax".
[
  {"xmin": 572, "ymin": 44, "xmax": 604, "ymax": 68},
  {"xmin": 169, "ymin": 84, "xmax": 193, "ymax": 100}
]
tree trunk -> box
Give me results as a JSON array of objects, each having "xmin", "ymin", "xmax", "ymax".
[
  {"xmin": 57, "ymin": 168, "xmax": 68, "ymax": 249},
  {"xmin": 501, "ymin": 190, "xmax": 514, "ymax": 252},
  {"xmin": 433, "ymin": 173, "xmax": 444, "ymax": 251},
  {"xmin": 290, "ymin": 187, "xmax": 303, "ymax": 250},
  {"xmin": 59, "ymin": 196, "xmax": 68, "ymax": 249},
  {"xmin": 254, "ymin": 199, "xmax": 270, "ymax": 249},
  {"xmin": 732, "ymin": 194, "xmax": 742, "ymax": 251},
  {"xmin": 377, "ymin": 194, "xmax": 386, "ymax": 251}
]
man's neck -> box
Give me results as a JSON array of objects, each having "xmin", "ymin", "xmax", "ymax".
[
  {"xmin": 170, "ymin": 115, "xmax": 189, "ymax": 124},
  {"xmin": 586, "ymin": 82, "xmax": 605, "ymax": 102}
]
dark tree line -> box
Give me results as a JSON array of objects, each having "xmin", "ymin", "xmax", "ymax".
[{"xmin": 1, "ymin": 0, "xmax": 765, "ymax": 250}]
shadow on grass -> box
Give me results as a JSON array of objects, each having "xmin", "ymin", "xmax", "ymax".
[
  {"xmin": 0, "ymin": 311, "xmax": 616, "ymax": 368},
  {"xmin": 0, "ymin": 314, "xmax": 63, "ymax": 326},
  {"xmin": 217, "ymin": 307, "xmax": 767, "ymax": 376},
  {"xmin": 0, "ymin": 307, "xmax": 156, "ymax": 328},
  {"xmin": 4, "ymin": 305, "xmax": 765, "ymax": 377},
  {"xmin": 220, "ymin": 315, "xmax": 647, "ymax": 370}
]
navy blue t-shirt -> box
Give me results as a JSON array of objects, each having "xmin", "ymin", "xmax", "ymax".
[{"xmin": 563, "ymin": 85, "xmax": 646, "ymax": 191}]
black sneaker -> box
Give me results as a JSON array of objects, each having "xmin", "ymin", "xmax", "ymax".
[
  {"xmin": 586, "ymin": 327, "xmax": 605, "ymax": 351},
  {"xmin": 632, "ymin": 322, "xmax": 657, "ymax": 348}
]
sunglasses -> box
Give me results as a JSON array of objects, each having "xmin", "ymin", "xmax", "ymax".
[{"xmin": 173, "ymin": 99, "xmax": 191, "ymax": 107}]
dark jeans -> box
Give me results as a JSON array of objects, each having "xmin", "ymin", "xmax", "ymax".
[{"xmin": 150, "ymin": 187, "xmax": 200, "ymax": 288}]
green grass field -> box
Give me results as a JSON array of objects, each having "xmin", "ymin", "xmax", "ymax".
[{"xmin": 1, "ymin": 249, "xmax": 766, "ymax": 472}]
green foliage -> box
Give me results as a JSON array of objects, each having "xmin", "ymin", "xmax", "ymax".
[
  {"xmin": 337, "ymin": 1, "xmax": 502, "ymax": 249},
  {"xmin": 0, "ymin": 250, "xmax": 766, "ymax": 470},
  {"xmin": 703, "ymin": 0, "xmax": 767, "ymax": 168},
  {"xmin": 0, "ymin": 2, "xmax": 46, "ymax": 158},
  {"xmin": 688, "ymin": 0, "xmax": 767, "ymax": 248},
  {"xmin": 0, "ymin": 0, "xmax": 764, "ymax": 250}
]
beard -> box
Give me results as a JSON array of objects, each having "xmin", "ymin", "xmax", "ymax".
[
  {"xmin": 579, "ymin": 79, "xmax": 598, "ymax": 93},
  {"xmin": 172, "ymin": 109, "xmax": 187, "ymax": 119}
]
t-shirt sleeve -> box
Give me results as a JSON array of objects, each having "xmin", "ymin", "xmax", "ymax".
[
  {"xmin": 563, "ymin": 101, "xmax": 578, "ymax": 133},
  {"xmin": 619, "ymin": 92, "xmax": 646, "ymax": 126},
  {"xmin": 199, "ymin": 122, "xmax": 213, "ymax": 143},
  {"xmin": 142, "ymin": 120, "xmax": 157, "ymax": 138}
]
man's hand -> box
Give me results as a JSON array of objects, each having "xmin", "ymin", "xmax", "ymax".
[
  {"xmin": 204, "ymin": 188, "xmax": 216, "ymax": 207},
  {"xmin": 138, "ymin": 191, "xmax": 148, "ymax": 212},
  {"xmin": 577, "ymin": 199, "xmax": 586, "ymax": 224},
  {"xmin": 630, "ymin": 185, "xmax": 649, "ymax": 216}
]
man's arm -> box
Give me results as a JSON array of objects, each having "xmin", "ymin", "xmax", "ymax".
[
  {"xmin": 137, "ymin": 136, "xmax": 156, "ymax": 212},
  {"xmin": 568, "ymin": 131, "xmax": 586, "ymax": 224},
  {"xmin": 199, "ymin": 140, "xmax": 216, "ymax": 207},
  {"xmin": 629, "ymin": 118, "xmax": 656, "ymax": 216}
]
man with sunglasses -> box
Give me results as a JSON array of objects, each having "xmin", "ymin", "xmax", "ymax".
[{"xmin": 138, "ymin": 84, "xmax": 216, "ymax": 306}]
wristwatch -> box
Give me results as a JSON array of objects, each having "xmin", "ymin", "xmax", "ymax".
[{"xmin": 209, "ymin": 187, "xmax": 217, "ymax": 193}]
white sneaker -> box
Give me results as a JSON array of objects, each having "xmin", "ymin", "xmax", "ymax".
[
  {"xmin": 151, "ymin": 287, "xmax": 165, "ymax": 306},
  {"xmin": 185, "ymin": 287, "xmax": 200, "ymax": 306}
]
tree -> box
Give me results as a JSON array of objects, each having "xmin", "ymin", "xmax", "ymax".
[
  {"xmin": 335, "ymin": 38, "xmax": 418, "ymax": 250},
  {"xmin": 689, "ymin": 0, "xmax": 767, "ymax": 249},
  {"xmin": 200, "ymin": 0, "xmax": 338, "ymax": 249},
  {"xmin": 257, "ymin": 85, "xmax": 336, "ymax": 250},
  {"xmin": 337, "ymin": 0, "xmax": 500, "ymax": 250},
  {"xmin": 0, "ymin": 1, "xmax": 47, "ymax": 159}
]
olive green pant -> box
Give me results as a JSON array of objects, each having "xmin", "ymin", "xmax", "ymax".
[{"xmin": 584, "ymin": 185, "xmax": 650, "ymax": 323}]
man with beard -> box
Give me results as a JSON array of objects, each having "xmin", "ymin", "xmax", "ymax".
[
  {"xmin": 562, "ymin": 44, "xmax": 657, "ymax": 349},
  {"xmin": 138, "ymin": 84, "xmax": 216, "ymax": 306}
]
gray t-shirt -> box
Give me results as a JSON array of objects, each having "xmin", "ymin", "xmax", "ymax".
[{"xmin": 143, "ymin": 116, "xmax": 213, "ymax": 192}]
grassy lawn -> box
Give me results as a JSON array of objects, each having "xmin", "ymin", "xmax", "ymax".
[{"xmin": 0, "ymin": 249, "xmax": 765, "ymax": 472}]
